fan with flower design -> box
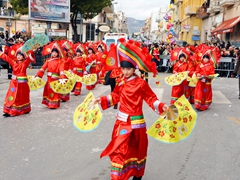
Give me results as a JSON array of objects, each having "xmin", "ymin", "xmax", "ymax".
[
  {"xmin": 165, "ymin": 71, "xmax": 188, "ymax": 86},
  {"xmin": 50, "ymin": 78, "xmax": 76, "ymax": 94},
  {"xmin": 64, "ymin": 70, "xmax": 97, "ymax": 85},
  {"xmin": 73, "ymin": 91, "xmax": 103, "ymax": 132},
  {"xmin": 27, "ymin": 76, "xmax": 45, "ymax": 91},
  {"xmin": 147, "ymin": 95, "xmax": 197, "ymax": 143}
]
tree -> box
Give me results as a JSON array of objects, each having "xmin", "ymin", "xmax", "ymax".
[
  {"xmin": 70, "ymin": 0, "xmax": 113, "ymax": 42},
  {"xmin": 9, "ymin": 0, "xmax": 28, "ymax": 15}
]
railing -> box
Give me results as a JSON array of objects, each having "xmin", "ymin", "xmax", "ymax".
[
  {"xmin": 0, "ymin": 9, "xmax": 15, "ymax": 17},
  {"xmin": 158, "ymin": 55, "xmax": 235, "ymax": 78},
  {"xmin": 215, "ymin": 57, "xmax": 235, "ymax": 78},
  {"xmin": 219, "ymin": 0, "xmax": 235, "ymax": 7}
]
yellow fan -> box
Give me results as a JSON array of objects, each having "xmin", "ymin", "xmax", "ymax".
[
  {"xmin": 80, "ymin": 74, "xmax": 98, "ymax": 85},
  {"xmin": 208, "ymin": 73, "xmax": 219, "ymax": 81},
  {"xmin": 188, "ymin": 73, "xmax": 219, "ymax": 87},
  {"xmin": 187, "ymin": 74, "xmax": 198, "ymax": 87},
  {"xmin": 165, "ymin": 71, "xmax": 188, "ymax": 86},
  {"xmin": 147, "ymin": 95, "xmax": 197, "ymax": 143},
  {"xmin": 73, "ymin": 91, "xmax": 103, "ymax": 132},
  {"xmin": 64, "ymin": 71, "xmax": 97, "ymax": 85},
  {"xmin": 50, "ymin": 78, "xmax": 76, "ymax": 94},
  {"xmin": 27, "ymin": 76, "xmax": 45, "ymax": 91},
  {"xmin": 64, "ymin": 70, "xmax": 82, "ymax": 82}
]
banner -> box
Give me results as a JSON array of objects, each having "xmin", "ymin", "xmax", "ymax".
[{"xmin": 29, "ymin": 0, "xmax": 70, "ymax": 22}]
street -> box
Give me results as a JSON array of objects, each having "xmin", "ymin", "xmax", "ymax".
[{"xmin": 0, "ymin": 68, "xmax": 240, "ymax": 180}]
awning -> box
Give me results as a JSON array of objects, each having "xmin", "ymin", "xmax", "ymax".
[{"xmin": 211, "ymin": 16, "xmax": 240, "ymax": 36}]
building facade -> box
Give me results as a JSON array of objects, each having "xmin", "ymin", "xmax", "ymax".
[{"xmin": 0, "ymin": 2, "xmax": 125, "ymax": 43}]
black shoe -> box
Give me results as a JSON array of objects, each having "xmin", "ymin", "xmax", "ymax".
[
  {"xmin": 132, "ymin": 176, "xmax": 142, "ymax": 180},
  {"xmin": 113, "ymin": 104, "xmax": 118, "ymax": 109},
  {"xmin": 3, "ymin": 113, "xmax": 11, "ymax": 117}
]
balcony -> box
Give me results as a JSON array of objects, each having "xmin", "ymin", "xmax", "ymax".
[
  {"xmin": 173, "ymin": 15, "xmax": 180, "ymax": 23},
  {"xmin": 103, "ymin": 5, "xmax": 114, "ymax": 13},
  {"xmin": 168, "ymin": 4, "xmax": 175, "ymax": 11},
  {"xmin": 174, "ymin": 0, "xmax": 183, "ymax": 5},
  {"xmin": 207, "ymin": 5, "xmax": 221, "ymax": 13},
  {"xmin": 0, "ymin": 8, "xmax": 15, "ymax": 19},
  {"xmin": 196, "ymin": 7, "xmax": 210, "ymax": 19},
  {"xmin": 219, "ymin": 0, "xmax": 235, "ymax": 8},
  {"xmin": 185, "ymin": 5, "xmax": 197, "ymax": 16}
]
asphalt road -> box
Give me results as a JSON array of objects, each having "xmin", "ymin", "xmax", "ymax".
[{"xmin": 0, "ymin": 68, "xmax": 240, "ymax": 180}]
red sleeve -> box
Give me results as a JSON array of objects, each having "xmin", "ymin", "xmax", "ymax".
[
  {"xmin": 142, "ymin": 81, "xmax": 165, "ymax": 115},
  {"xmin": 100, "ymin": 85, "xmax": 120, "ymax": 110},
  {"xmin": 0, "ymin": 53, "xmax": 14, "ymax": 66},
  {"xmin": 37, "ymin": 61, "xmax": 48, "ymax": 78}
]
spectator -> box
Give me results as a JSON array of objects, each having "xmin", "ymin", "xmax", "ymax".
[{"xmin": 233, "ymin": 51, "xmax": 240, "ymax": 99}]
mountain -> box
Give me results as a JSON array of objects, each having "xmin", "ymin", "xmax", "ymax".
[{"xmin": 127, "ymin": 17, "xmax": 145, "ymax": 35}]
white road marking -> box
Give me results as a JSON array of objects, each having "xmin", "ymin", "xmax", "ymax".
[{"xmin": 212, "ymin": 90, "xmax": 231, "ymax": 104}]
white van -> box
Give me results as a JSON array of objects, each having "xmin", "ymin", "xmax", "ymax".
[{"xmin": 103, "ymin": 33, "xmax": 128, "ymax": 50}]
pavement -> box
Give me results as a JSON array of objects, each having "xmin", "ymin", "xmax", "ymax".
[{"xmin": 0, "ymin": 68, "xmax": 240, "ymax": 180}]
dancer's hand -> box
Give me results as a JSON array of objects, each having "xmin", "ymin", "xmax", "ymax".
[
  {"xmin": 92, "ymin": 97, "xmax": 101, "ymax": 105},
  {"xmin": 163, "ymin": 104, "xmax": 169, "ymax": 112}
]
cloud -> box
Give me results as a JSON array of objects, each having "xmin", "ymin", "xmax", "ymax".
[{"xmin": 114, "ymin": 0, "xmax": 168, "ymax": 20}]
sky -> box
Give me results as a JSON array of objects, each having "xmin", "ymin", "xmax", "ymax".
[{"xmin": 113, "ymin": 0, "xmax": 169, "ymax": 20}]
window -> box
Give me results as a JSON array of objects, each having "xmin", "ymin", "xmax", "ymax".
[{"xmin": 86, "ymin": 23, "xmax": 95, "ymax": 41}]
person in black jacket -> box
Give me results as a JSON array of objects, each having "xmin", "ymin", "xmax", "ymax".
[{"xmin": 233, "ymin": 51, "xmax": 240, "ymax": 99}]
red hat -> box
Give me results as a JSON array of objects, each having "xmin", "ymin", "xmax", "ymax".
[
  {"xmin": 73, "ymin": 43, "xmax": 87, "ymax": 54},
  {"xmin": 96, "ymin": 41, "xmax": 107, "ymax": 52},
  {"xmin": 42, "ymin": 41, "xmax": 65, "ymax": 58},
  {"xmin": 196, "ymin": 44, "xmax": 221, "ymax": 66},
  {"xmin": 170, "ymin": 47, "xmax": 189, "ymax": 62},
  {"xmin": 87, "ymin": 43, "xmax": 97, "ymax": 53},
  {"xmin": 61, "ymin": 41, "xmax": 74, "ymax": 56},
  {"xmin": 117, "ymin": 39, "xmax": 157, "ymax": 76},
  {"xmin": 8, "ymin": 43, "xmax": 26, "ymax": 59}
]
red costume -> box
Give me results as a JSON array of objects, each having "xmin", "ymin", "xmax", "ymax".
[
  {"xmin": 37, "ymin": 57, "xmax": 62, "ymax": 109},
  {"xmin": 187, "ymin": 60, "xmax": 198, "ymax": 104},
  {"xmin": 170, "ymin": 60, "xmax": 188, "ymax": 104},
  {"xmin": 86, "ymin": 53, "xmax": 98, "ymax": 90},
  {"xmin": 60, "ymin": 56, "xmax": 74, "ymax": 101},
  {"xmin": 194, "ymin": 61, "xmax": 215, "ymax": 111},
  {"xmin": 152, "ymin": 48, "xmax": 160, "ymax": 61},
  {"xmin": 99, "ymin": 75, "xmax": 165, "ymax": 180},
  {"xmin": 72, "ymin": 55, "xmax": 86, "ymax": 95},
  {"xmin": 96, "ymin": 40, "xmax": 165, "ymax": 180},
  {"xmin": 0, "ymin": 52, "xmax": 35, "ymax": 116}
]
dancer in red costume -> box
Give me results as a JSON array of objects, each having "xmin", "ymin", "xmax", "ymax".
[
  {"xmin": 72, "ymin": 48, "xmax": 87, "ymax": 95},
  {"xmin": 187, "ymin": 57, "xmax": 198, "ymax": 104},
  {"xmin": 93, "ymin": 41, "xmax": 169, "ymax": 180},
  {"xmin": 1, "ymin": 49, "xmax": 36, "ymax": 117},
  {"xmin": 194, "ymin": 54, "xmax": 215, "ymax": 111},
  {"xmin": 36, "ymin": 48, "xmax": 62, "ymax": 109},
  {"xmin": 170, "ymin": 53, "xmax": 189, "ymax": 105},
  {"xmin": 60, "ymin": 49, "xmax": 74, "ymax": 102},
  {"xmin": 86, "ymin": 46, "xmax": 97, "ymax": 90}
]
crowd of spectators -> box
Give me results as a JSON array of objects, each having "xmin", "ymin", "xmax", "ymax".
[
  {"xmin": 147, "ymin": 40, "xmax": 239, "ymax": 78},
  {"xmin": 0, "ymin": 30, "xmax": 30, "ymax": 76},
  {"xmin": 0, "ymin": 6, "xmax": 14, "ymax": 17}
]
